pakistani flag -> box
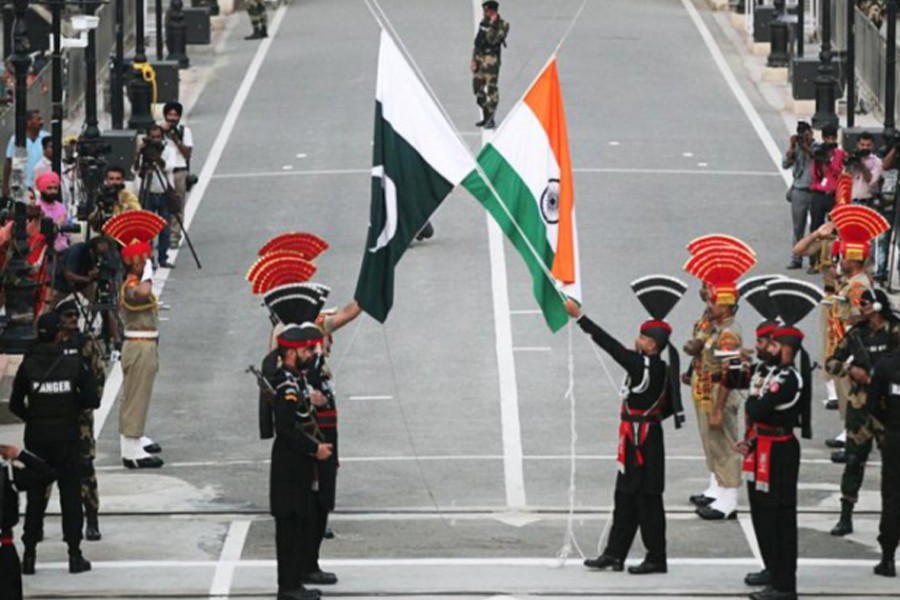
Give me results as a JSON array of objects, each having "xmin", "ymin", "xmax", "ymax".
[
  {"xmin": 463, "ymin": 59, "xmax": 581, "ymax": 332},
  {"xmin": 354, "ymin": 31, "xmax": 476, "ymax": 322}
]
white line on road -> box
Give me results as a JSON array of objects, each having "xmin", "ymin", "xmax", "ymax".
[
  {"xmin": 93, "ymin": 5, "xmax": 289, "ymax": 440},
  {"xmin": 211, "ymin": 167, "xmax": 369, "ymax": 179},
  {"xmin": 209, "ymin": 520, "xmax": 251, "ymax": 598},
  {"xmin": 509, "ymin": 309, "xmax": 543, "ymax": 315},
  {"xmin": 209, "ymin": 166, "xmax": 780, "ymax": 180},
  {"xmin": 680, "ymin": 0, "xmax": 791, "ymax": 187},
  {"xmin": 513, "ymin": 347, "xmax": 552, "ymax": 352},
  {"xmin": 347, "ymin": 394, "xmax": 394, "ymax": 401},
  {"xmin": 738, "ymin": 513, "xmax": 763, "ymax": 566},
  {"xmin": 474, "ymin": 0, "xmax": 525, "ymax": 510},
  {"xmin": 95, "ymin": 453, "xmax": 876, "ymax": 470},
  {"xmin": 573, "ymin": 167, "xmax": 780, "ymax": 177},
  {"xmin": 31, "ymin": 556, "xmax": 881, "ymax": 570}
]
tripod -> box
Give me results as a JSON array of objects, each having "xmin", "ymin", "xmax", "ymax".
[
  {"xmin": 136, "ymin": 156, "xmax": 202, "ymax": 269},
  {"xmin": 72, "ymin": 286, "xmax": 121, "ymax": 361}
]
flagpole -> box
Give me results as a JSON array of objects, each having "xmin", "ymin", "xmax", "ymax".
[{"xmin": 361, "ymin": 0, "xmax": 587, "ymax": 304}]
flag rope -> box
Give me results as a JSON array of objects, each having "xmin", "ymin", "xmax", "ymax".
[{"xmin": 361, "ymin": 0, "xmax": 590, "ymax": 308}]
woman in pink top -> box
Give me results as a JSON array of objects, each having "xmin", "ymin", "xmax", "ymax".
[{"xmin": 34, "ymin": 171, "xmax": 72, "ymax": 253}]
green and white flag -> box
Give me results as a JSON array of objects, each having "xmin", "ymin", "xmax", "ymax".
[{"xmin": 354, "ymin": 31, "xmax": 475, "ymax": 322}]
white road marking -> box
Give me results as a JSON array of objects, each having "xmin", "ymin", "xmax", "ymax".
[
  {"xmin": 95, "ymin": 454, "xmax": 867, "ymax": 470},
  {"xmin": 212, "ymin": 168, "xmax": 370, "ymax": 179},
  {"xmin": 474, "ymin": 0, "xmax": 525, "ymax": 510},
  {"xmin": 30, "ymin": 557, "xmax": 881, "ymax": 570},
  {"xmin": 682, "ymin": 151, "xmax": 694, "ymax": 157},
  {"xmin": 209, "ymin": 520, "xmax": 251, "ymax": 598},
  {"xmin": 210, "ymin": 166, "xmax": 780, "ymax": 179},
  {"xmin": 513, "ymin": 347, "xmax": 552, "ymax": 352},
  {"xmin": 680, "ymin": 0, "xmax": 791, "ymax": 187},
  {"xmin": 697, "ymin": 162, "xmax": 708, "ymax": 167},
  {"xmin": 574, "ymin": 167, "xmax": 779, "ymax": 176},
  {"xmin": 93, "ymin": 4, "xmax": 290, "ymax": 440},
  {"xmin": 608, "ymin": 141, "xmax": 620, "ymax": 146},
  {"xmin": 296, "ymin": 153, "xmax": 307, "ymax": 158},
  {"xmin": 281, "ymin": 165, "xmax": 294, "ymax": 170},
  {"xmin": 738, "ymin": 513, "xmax": 764, "ymax": 566},
  {"xmin": 509, "ymin": 309, "xmax": 543, "ymax": 315},
  {"xmin": 347, "ymin": 394, "xmax": 394, "ymax": 401}
]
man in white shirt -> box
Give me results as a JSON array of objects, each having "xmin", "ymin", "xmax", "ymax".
[{"xmin": 161, "ymin": 102, "xmax": 193, "ymax": 246}]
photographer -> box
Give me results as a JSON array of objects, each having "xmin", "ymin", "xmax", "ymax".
[
  {"xmin": 811, "ymin": 125, "xmax": 847, "ymax": 254},
  {"xmin": 35, "ymin": 172, "xmax": 73, "ymax": 255},
  {"xmin": 783, "ymin": 121, "xmax": 816, "ymax": 270},
  {"xmin": 87, "ymin": 166, "xmax": 140, "ymax": 232},
  {"xmin": 161, "ymin": 102, "xmax": 193, "ymax": 247},
  {"xmin": 46, "ymin": 237, "xmax": 116, "ymax": 333},
  {"xmin": 847, "ymin": 132, "xmax": 883, "ymax": 205},
  {"xmin": 134, "ymin": 125, "xmax": 177, "ymax": 268}
]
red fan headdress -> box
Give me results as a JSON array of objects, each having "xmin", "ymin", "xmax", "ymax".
[
  {"xmin": 246, "ymin": 251, "xmax": 317, "ymax": 295},
  {"xmin": 102, "ymin": 210, "xmax": 168, "ymax": 264},
  {"xmin": 258, "ymin": 233, "xmax": 329, "ymax": 261},
  {"xmin": 835, "ymin": 172, "xmax": 852, "ymax": 207},
  {"xmin": 830, "ymin": 204, "xmax": 890, "ymax": 262},
  {"xmin": 683, "ymin": 236, "xmax": 757, "ymax": 306},
  {"xmin": 686, "ymin": 234, "xmax": 757, "ymax": 257}
]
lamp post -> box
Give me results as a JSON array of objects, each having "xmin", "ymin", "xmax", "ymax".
[
  {"xmin": 166, "ymin": 0, "xmax": 189, "ymax": 68},
  {"xmin": 128, "ymin": 0, "xmax": 155, "ymax": 131},
  {"xmin": 767, "ymin": 0, "xmax": 790, "ymax": 68},
  {"xmin": 812, "ymin": 0, "xmax": 839, "ymax": 130},
  {"xmin": 885, "ymin": 0, "xmax": 897, "ymax": 133},
  {"xmin": 111, "ymin": 0, "xmax": 125, "ymax": 128},
  {"xmin": 846, "ymin": 0, "xmax": 856, "ymax": 128},
  {"xmin": 155, "ymin": 0, "xmax": 163, "ymax": 60},
  {"xmin": 1, "ymin": 0, "xmax": 38, "ymax": 353},
  {"xmin": 81, "ymin": 0, "xmax": 101, "ymax": 140},
  {"xmin": 49, "ymin": 0, "xmax": 62, "ymax": 175},
  {"xmin": 796, "ymin": 0, "xmax": 804, "ymax": 57}
]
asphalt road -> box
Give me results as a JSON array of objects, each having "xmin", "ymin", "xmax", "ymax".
[{"xmin": 19, "ymin": 0, "xmax": 897, "ymax": 597}]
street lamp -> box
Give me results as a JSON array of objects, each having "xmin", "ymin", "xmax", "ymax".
[
  {"xmin": 812, "ymin": 0, "xmax": 839, "ymax": 130},
  {"xmin": 1, "ymin": 0, "xmax": 38, "ymax": 353},
  {"xmin": 885, "ymin": 0, "xmax": 897, "ymax": 133},
  {"xmin": 846, "ymin": 0, "xmax": 857, "ymax": 128},
  {"xmin": 111, "ymin": 0, "xmax": 125, "ymax": 129},
  {"xmin": 128, "ymin": 0, "xmax": 155, "ymax": 131},
  {"xmin": 767, "ymin": 0, "xmax": 790, "ymax": 68},
  {"xmin": 166, "ymin": 0, "xmax": 189, "ymax": 68}
]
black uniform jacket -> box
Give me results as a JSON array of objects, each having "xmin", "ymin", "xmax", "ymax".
[
  {"xmin": 269, "ymin": 368, "xmax": 320, "ymax": 520},
  {"xmin": 868, "ymin": 351, "xmax": 900, "ymax": 433},
  {"xmin": 745, "ymin": 365, "xmax": 802, "ymax": 505},
  {"xmin": 9, "ymin": 343, "xmax": 100, "ymax": 444},
  {"xmin": 577, "ymin": 315, "xmax": 670, "ymax": 495},
  {"xmin": 306, "ymin": 357, "xmax": 338, "ymax": 511}
]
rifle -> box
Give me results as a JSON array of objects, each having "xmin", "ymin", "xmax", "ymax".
[{"xmin": 248, "ymin": 365, "xmax": 276, "ymax": 440}]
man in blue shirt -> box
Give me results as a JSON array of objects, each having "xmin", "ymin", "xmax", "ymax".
[{"xmin": 3, "ymin": 109, "xmax": 49, "ymax": 197}]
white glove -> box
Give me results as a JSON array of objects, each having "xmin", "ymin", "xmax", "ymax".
[{"xmin": 142, "ymin": 258, "xmax": 154, "ymax": 283}]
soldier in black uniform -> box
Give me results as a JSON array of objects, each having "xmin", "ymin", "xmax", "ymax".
[
  {"xmin": 267, "ymin": 323, "xmax": 333, "ymax": 600},
  {"xmin": 302, "ymin": 343, "xmax": 339, "ymax": 585},
  {"xmin": 740, "ymin": 278, "xmax": 820, "ymax": 600},
  {"xmin": 567, "ymin": 275, "xmax": 687, "ymax": 575},
  {"xmin": 1, "ymin": 445, "xmax": 54, "ymax": 600},
  {"xmin": 868, "ymin": 348, "xmax": 900, "ymax": 578},
  {"xmin": 826, "ymin": 288, "xmax": 900, "ymax": 536},
  {"xmin": 8, "ymin": 313, "xmax": 100, "ymax": 575}
]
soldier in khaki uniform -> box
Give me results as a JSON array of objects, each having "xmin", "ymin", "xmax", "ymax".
[
  {"xmin": 684, "ymin": 235, "xmax": 757, "ymax": 520},
  {"xmin": 101, "ymin": 211, "xmax": 168, "ymax": 469},
  {"xmin": 471, "ymin": 1, "xmax": 509, "ymax": 129}
]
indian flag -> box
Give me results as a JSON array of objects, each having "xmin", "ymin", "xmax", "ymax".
[
  {"xmin": 462, "ymin": 59, "xmax": 581, "ymax": 332},
  {"xmin": 355, "ymin": 31, "xmax": 476, "ymax": 322}
]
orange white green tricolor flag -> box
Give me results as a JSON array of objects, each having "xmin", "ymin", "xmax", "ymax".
[{"xmin": 462, "ymin": 58, "xmax": 581, "ymax": 332}]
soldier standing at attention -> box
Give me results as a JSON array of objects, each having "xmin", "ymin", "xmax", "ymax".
[
  {"xmin": 868, "ymin": 346, "xmax": 900, "ymax": 578},
  {"xmin": 245, "ymin": 0, "xmax": 268, "ymax": 40},
  {"xmin": 471, "ymin": 1, "xmax": 509, "ymax": 129}
]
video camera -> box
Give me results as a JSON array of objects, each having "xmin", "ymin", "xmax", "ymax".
[{"xmin": 39, "ymin": 216, "xmax": 81, "ymax": 243}]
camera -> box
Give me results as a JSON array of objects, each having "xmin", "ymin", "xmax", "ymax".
[
  {"xmin": 813, "ymin": 144, "xmax": 834, "ymax": 164},
  {"xmin": 843, "ymin": 152, "xmax": 863, "ymax": 168},
  {"xmin": 39, "ymin": 217, "xmax": 80, "ymax": 243}
]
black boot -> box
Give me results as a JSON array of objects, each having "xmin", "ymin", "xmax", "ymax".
[
  {"xmin": 482, "ymin": 112, "xmax": 496, "ymax": 129},
  {"xmin": 475, "ymin": 108, "xmax": 488, "ymax": 127},
  {"xmin": 85, "ymin": 511, "xmax": 102, "ymax": 541},
  {"xmin": 583, "ymin": 554, "xmax": 624, "ymax": 571},
  {"xmin": 245, "ymin": 26, "xmax": 262, "ymax": 40},
  {"xmin": 874, "ymin": 549, "xmax": 896, "ymax": 577},
  {"xmin": 260, "ymin": 25, "xmax": 268, "ymax": 38},
  {"xmin": 830, "ymin": 499, "xmax": 854, "ymax": 536},
  {"xmin": 68, "ymin": 549, "xmax": 92, "ymax": 574},
  {"xmin": 22, "ymin": 548, "xmax": 36, "ymax": 575}
]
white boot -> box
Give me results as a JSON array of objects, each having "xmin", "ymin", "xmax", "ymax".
[
  {"xmin": 836, "ymin": 430, "xmax": 847, "ymax": 443},
  {"xmin": 708, "ymin": 486, "xmax": 738, "ymax": 517},
  {"xmin": 826, "ymin": 380, "xmax": 837, "ymax": 400},
  {"xmin": 703, "ymin": 473, "xmax": 719, "ymax": 499}
]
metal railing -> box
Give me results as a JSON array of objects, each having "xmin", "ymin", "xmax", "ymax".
[{"xmin": 832, "ymin": 0, "xmax": 900, "ymax": 125}]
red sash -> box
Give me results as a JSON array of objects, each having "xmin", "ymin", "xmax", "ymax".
[
  {"xmin": 316, "ymin": 408, "xmax": 338, "ymax": 430},
  {"xmin": 743, "ymin": 426, "xmax": 793, "ymax": 492},
  {"xmin": 0, "ymin": 535, "xmax": 14, "ymax": 546},
  {"xmin": 617, "ymin": 407, "xmax": 660, "ymax": 474}
]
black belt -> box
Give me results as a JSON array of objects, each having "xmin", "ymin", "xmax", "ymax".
[
  {"xmin": 756, "ymin": 425, "xmax": 791, "ymax": 437},
  {"xmin": 621, "ymin": 413, "xmax": 661, "ymax": 424},
  {"xmin": 173, "ymin": 167, "xmax": 189, "ymax": 173}
]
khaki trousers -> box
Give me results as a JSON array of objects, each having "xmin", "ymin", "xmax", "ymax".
[
  {"xmin": 705, "ymin": 392, "xmax": 742, "ymax": 488},
  {"xmin": 120, "ymin": 340, "xmax": 159, "ymax": 438},
  {"xmin": 694, "ymin": 399, "xmax": 714, "ymax": 473}
]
